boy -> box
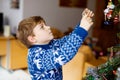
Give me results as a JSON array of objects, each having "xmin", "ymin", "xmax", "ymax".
[{"xmin": 17, "ymin": 8, "xmax": 94, "ymax": 80}]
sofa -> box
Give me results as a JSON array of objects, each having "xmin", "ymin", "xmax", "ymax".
[
  {"xmin": 0, "ymin": 36, "xmax": 28, "ymax": 70},
  {"xmin": 62, "ymin": 45, "xmax": 107, "ymax": 80}
]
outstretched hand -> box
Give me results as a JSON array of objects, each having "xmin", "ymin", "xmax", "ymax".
[{"xmin": 80, "ymin": 8, "xmax": 94, "ymax": 31}]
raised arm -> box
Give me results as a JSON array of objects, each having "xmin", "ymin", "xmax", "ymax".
[{"xmin": 50, "ymin": 8, "xmax": 94, "ymax": 66}]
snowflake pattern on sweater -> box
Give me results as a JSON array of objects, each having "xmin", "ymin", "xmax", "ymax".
[{"xmin": 28, "ymin": 25, "xmax": 88, "ymax": 80}]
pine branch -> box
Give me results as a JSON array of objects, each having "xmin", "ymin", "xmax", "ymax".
[
  {"xmin": 107, "ymin": 46, "xmax": 120, "ymax": 53},
  {"xmin": 84, "ymin": 55, "xmax": 120, "ymax": 80},
  {"xmin": 118, "ymin": 0, "xmax": 120, "ymax": 3}
]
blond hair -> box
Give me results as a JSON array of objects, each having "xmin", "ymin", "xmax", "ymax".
[{"xmin": 17, "ymin": 16, "xmax": 45, "ymax": 48}]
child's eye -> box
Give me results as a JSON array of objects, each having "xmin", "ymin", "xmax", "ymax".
[{"xmin": 40, "ymin": 25, "xmax": 44, "ymax": 29}]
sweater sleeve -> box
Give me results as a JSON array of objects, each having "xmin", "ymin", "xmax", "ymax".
[
  {"xmin": 55, "ymin": 24, "xmax": 88, "ymax": 46},
  {"xmin": 51, "ymin": 24, "xmax": 88, "ymax": 66}
]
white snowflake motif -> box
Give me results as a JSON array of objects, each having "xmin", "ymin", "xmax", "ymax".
[
  {"xmin": 54, "ymin": 55, "xmax": 66, "ymax": 65},
  {"xmin": 53, "ymin": 48, "xmax": 60, "ymax": 55},
  {"xmin": 33, "ymin": 59, "xmax": 42, "ymax": 69},
  {"xmin": 49, "ymin": 70, "xmax": 54, "ymax": 77}
]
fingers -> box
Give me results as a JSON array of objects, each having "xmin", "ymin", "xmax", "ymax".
[
  {"xmin": 82, "ymin": 8, "xmax": 88, "ymax": 16},
  {"xmin": 88, "ymin": 11, "xmax": 94, "ymax": 18},
  {"xmin": 80, "ymin": 8, "xmax": 94, "ymax": 31},
  {"xmin": 82, "ymin": 8, "xmax": 94, "ymax": 18},
  {"xmin": 86, "ymin": 17, "xmax": 93, "ymax": 26},
  {"xmin": 82, "ymin": 8, "xmax": 94, "ymax": 25}
]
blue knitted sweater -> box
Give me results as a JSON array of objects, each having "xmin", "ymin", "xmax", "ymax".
[{"xmin": 28, "ymin": 25, "xmax": 88, "ymax": 80}]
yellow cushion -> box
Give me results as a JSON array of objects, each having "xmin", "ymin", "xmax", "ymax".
[
  {"xmin": 62, "ymin": 51, "xmax": 85, "ymax": 80},
  {"xmin": 78, "ymin": 45, "xmax": 95, "ymax": 62}
]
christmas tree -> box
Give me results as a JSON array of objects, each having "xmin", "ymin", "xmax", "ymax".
[
  {"xmin": 84, "ymin": 32, "xmax": 120, "ymax": 80},
  {"xmin": 113, "ymin": 0, "xmax": 120, "ymax": 17},
  {"xmin": 84, "ymin": 54, "xmax": 120, "ymax": 80}
]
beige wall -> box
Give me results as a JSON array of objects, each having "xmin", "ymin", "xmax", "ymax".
[{"xmin": 0, "ymin": 0, "xmax": 96, "ymax": 36}]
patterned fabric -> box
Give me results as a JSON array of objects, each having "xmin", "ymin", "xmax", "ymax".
[{"xmin": 28, "ymin": 25, "xmax": 88, "ymax": 80}]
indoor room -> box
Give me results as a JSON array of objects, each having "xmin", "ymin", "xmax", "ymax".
[{"xmin": 0, "ymin": 0, "xmax": 120, "ymax": 80}]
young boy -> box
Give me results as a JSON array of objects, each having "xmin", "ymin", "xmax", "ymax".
[{"xmin": 17, "ymin": 8, "xmax": 94, "ymax": 80}]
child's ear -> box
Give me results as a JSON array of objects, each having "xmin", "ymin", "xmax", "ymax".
[{"xmin": 27, "ymin": 35, "xmax": 36, "ymax": 43}]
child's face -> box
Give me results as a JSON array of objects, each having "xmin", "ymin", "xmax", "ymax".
[{"xmin": 32, "ymin": 22, "xmax": 54, "ymax": 45}]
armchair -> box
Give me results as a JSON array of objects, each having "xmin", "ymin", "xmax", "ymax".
[{"xmin": 62, "ymin": 45, "xmax": 107, "ymax": 80}]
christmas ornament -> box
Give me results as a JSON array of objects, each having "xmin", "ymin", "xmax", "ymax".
[
  {"xmin": 113, "ymin": 14, "xmax": 119, "ymax": 24},
  {"xmin": 104, "ymin": 0, "xmax": 115, "ymax": 25}
]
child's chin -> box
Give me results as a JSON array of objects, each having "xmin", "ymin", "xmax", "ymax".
[
  {"xmin": 49, "ymin": 36, "xmax": 54, "ymax": 40},
  {"xmin": 51, "ymin": 36, "xmax": 54, "ymax": 39}
]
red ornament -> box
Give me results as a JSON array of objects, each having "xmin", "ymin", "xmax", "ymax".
[
  {"xmin": 113, "ymin": 15, "xmax": 119, "ymax": 24},
  {"xmin": 113, "ymin": 70, "xmax": 116, "ymax": 75}
]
